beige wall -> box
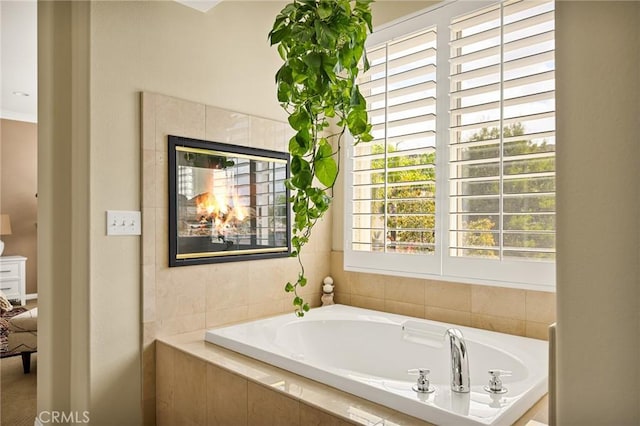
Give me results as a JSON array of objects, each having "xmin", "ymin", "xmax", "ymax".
[
  {"xmin": 38, "ymin": 0, "xmax": 301, "ymax": 423},
  {"xmin": 371, "ymin": 1, "xmax": 440, "ymax": 28},
  {"xmin": 92, "ymin": 2, "xmax": 317, "ymax": 424},
  {"xmin": 0, "ymin": 119, "xmax": 38, "ymax": 295},
  {"xmin": 38, "ymin": 0, "xmax": 91, "ymax": 418},
  {"xmin": 555, "ymin": 1, "xmax": 640, "ymax": 424}
]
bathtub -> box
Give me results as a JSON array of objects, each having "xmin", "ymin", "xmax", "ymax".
[{"xmin": 204, "ymin": 304, "xmax": 547, "ymax": 426}]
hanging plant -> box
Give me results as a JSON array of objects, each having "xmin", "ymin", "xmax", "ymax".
[{"xmin": 269, "ymin": 0, "xmax": 374, "ymax": 316}]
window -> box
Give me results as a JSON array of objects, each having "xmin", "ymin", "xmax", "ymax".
[{"xmin": 345, "ymin": 0, "xmax": 555, "ymax": 290}]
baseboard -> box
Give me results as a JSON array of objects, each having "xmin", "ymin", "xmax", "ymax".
[{"xmin": 26, "ymin": 293, "xmax": 37, "ymax": 301}]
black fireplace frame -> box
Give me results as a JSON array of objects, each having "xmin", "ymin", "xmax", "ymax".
[{"xmin": 168, "ymin": 135, "xmax": 291, "ymax": 267}]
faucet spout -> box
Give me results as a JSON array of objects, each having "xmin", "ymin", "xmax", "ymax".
[{"xmin": 445, "ymin": 328, "xmax": 470, "ymax": 393}]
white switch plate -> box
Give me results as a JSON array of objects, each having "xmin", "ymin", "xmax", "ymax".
[{"xmin": 106, "ymin": 210, "xmax": 141, "ymax": 236}]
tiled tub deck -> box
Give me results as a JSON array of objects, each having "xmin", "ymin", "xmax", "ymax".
[{"xmin": 156, "ymin": 331, "xmax": 548, "ymax": 425}]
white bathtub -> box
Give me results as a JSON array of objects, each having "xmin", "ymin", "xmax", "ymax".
[{"xmin": 205, "ymin": 304, "xmax": 547, "ymax": 426}]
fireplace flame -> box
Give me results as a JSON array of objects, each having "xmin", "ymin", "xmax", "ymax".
[
  {"xmin": 193, "ymin": 188, "xmax": 248, "ymax": 238},
  {"xmin": 233, "ymin": 194, "xmax": 246, "ymax": 221}
]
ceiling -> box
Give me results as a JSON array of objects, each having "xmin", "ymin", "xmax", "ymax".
[
  {"xmin": 0, "ymin": 0, "xmax": 221, "ymax": 125},
  {"xmin": 1, "ymin": 0, "xmax": 38, "ymax": 123},
  {"xmin": 175, "ymin": 0, "xmax": 221, "ymax": 13}
]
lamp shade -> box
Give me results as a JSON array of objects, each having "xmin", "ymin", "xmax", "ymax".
[{"xmin": 0, "ymin": 215, "xmax": 12, "ymax": 236}]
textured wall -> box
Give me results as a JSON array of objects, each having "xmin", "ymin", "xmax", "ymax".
[
  {"xmin": 0, "ymin": 119, "xmax": 37, "ymax": 294},
  {"xmin": 555, "ymin": 1, "xmax": 640, "ymax": 423}
]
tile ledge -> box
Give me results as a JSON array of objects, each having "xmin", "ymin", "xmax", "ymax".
[{"xmin": 156, "ymin": 331, "xmax": 431, "ymax": 425}]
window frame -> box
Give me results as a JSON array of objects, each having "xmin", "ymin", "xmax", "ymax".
[{"xmin": 344, "ymin": 0, "xmax": 555, "ymax": 292}]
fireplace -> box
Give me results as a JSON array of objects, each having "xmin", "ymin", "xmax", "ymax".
[{"xmin": 168, "ymin": 135, "xmax": 290, "ymax": 266}]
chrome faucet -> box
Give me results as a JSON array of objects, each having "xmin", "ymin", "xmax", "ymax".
[{"xmin": 445, "ymin": 328, "xmax": 470, "ymax": 393}]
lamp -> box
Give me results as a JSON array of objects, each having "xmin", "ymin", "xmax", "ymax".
[{"xmin": 0, "ymin": 214, "xmax": 12, "ymax": 256}]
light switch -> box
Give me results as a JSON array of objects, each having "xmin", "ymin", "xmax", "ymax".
[{"xmin": 106, "ymin": 210, "xmax": 141, "ymax": 236}]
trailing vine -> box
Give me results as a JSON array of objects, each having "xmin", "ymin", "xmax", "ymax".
[{"xmin": 268, "ymin": 0, "xmax": 373, "ymax": 316}]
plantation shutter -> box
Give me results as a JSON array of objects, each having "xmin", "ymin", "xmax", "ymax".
[
  {"xmin": 352, "ymin": 27, "xmax": 438, "ymax": 255},
  {"xmin": 448, "ymin": 0, "xmax": 556, "ymax": 261}
]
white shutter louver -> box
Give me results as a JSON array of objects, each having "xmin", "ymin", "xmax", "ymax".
[
  {"xmin": 449, "ymin": 0, "xmax": 555, "ymax": 261},
  {"xmin": 353, "ymin": 28, "xmax": 438, "ymax": 254}
]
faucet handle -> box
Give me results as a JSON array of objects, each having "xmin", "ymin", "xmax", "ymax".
[
  {"xmin": 488, "ymin": 369, "xmax": 512, "ymax": 378},
  {"xmin": 407, "ymin": 368, "xmax": 430, "ymax": 376},
  {"xmin": 484, "ymin": 369, "xmax": 512, "ymax": 394},
  {"xmin": 407, "ymin": 368, "xmax": 435, "ymax": 393}
]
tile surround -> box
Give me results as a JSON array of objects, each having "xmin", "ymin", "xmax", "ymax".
[
  {"xmin": 330, "ymin": 251, "xmax": 556, "ymax": 339},
  {"xmin": 425, "ymin": 280, "xmax": 471, "ymax": 312},
  {"xmin": 300, "ymin": 403, "xmax": 354, "ymax": 426},
  {"xmin": 206, "ymin": 363, "xmax": 248, "ymax": 426},
  {"xmin": 141, "ymin": 92, "xmax": 331, "ymax": 422},
  {"xmin": 248, "ymin": 382, "xmax": 300, "ymax": 426},
  {"xmin": 155, "ymin": 337, "xmax": 437, "ymax": 426}
]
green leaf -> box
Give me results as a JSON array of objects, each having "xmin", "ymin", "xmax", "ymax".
[
  {"xmin": 293, "ymin": 296, "xmax": 303, "ymax": 307},
  {"xmin": 298, "ymin": 275, "xmax": 307, "ymax": 286},
  {"xmin": 277, "ymin": 43, "xmax": 288, "ymax": 61},
  {"xmin": 269, "ymin": 27, "xmax": 290, "ymax": 45},
  {"xmin": 315, "ymin": 21, "xmax": 337, "ymax": 50},
  {"xmin": 307, "ymin": 207, "xmax": 320, "ymax": 219},
  {"xmin": 360, "ymin": 131, "xmax": 374, "ymax": 143},
  {"xmin": 339, "ymin": 46, "xmax": 354, "ymax": 69},
  {"xmin": 314, "ymin": 156, "xmax": 338, "ymax": 187},
  {"xmin": 291, "ymin": 170, "xmax": 313, "ymax": 189},
  {"xmin": 316, "ymin": 138, "xmax": 333, "ymax": 159},
  {"xmin": 324, "ymin": 105, "xmax": 335, "ymax": 117},
  {"xmin": 277, "ymin": 82, "xmax": 291, "ymax": 103},
  {"xmin": 362, "ymin": 11, "xmax": 373, "ymax": 33},
  {"xmin": 295, "ymin": 212, "xmax": 307, "ymax": 230},
  {"xmin": 285, "ymin": 282, "xmax": 295, "ymax": 292},
  {"xmin": 302, "ymin": 303, "xmax": 310, "ymax": 312},
  {"xmin": 321, "ymin": 54, "xmax": 338, "ymax": 82},
  {"xmin": 289, "ymin": 130, "xmax": 310, "ymax": 156},
  {"xmin": 347, "ymin": 109, "xmax": 368, "ymax": 135},
  {"xmin": 280, "ymin": 3, "xmax": 297, "ymax": 15},
  {"xmin": 284, "ymin": 178, "xmax": 295, "ymax": 190},
  {"xmin": 362, "ymin": 48, "xmax": 370, "ymax": 72},
  {"xmin": 292, "ymin": 201, "xmax": 306, "ymax": 215},
  {"xmin": 303, "ymin": 52, "xmax": 322, "ymax": 69},
  {"xmin": 275, "ymin": 64, "xmax": 292, "ymax": 84},
  {"xmin": 318, "ymin": 1, "xmax": 332, "ymax": 20},
  {"xmin": 310, "ymin": 190, "xmax": 331, "ymax": 210},
  {"xmin": 288, "ymin": 108, "xmax": 310, "ymax": 131},
  {"xmin": 350, "ymin": 85, "xmax": 366, "ymax": 108},
  {"xmin": 291, "ymin": 155, "xmax": 311, "ymax": 175}
]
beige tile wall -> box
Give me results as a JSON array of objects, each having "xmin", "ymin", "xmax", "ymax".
[
  {"xmin": 141, "ymin": 92, "xmax": 331, "ymax": 424},
  {"xmin": 330, "ymin": 251, "xmax": 556, "ymax": 341},
  {"xmin": 157, "ymin": 343, "xmax": 359, "ymax": 426},
  {"xmin": 156, "ymin": 340, "xmax": 434, "ymax": 426}
]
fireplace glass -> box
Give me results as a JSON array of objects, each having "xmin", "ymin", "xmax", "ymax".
[{"xmin": 169, "ymin": 135, "xmax": 290, "ymax": 266}]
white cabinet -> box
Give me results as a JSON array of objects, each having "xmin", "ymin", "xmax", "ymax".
[{"xmin": 0, "ymin": 256, "xmax": 26, "ymax": 306}]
